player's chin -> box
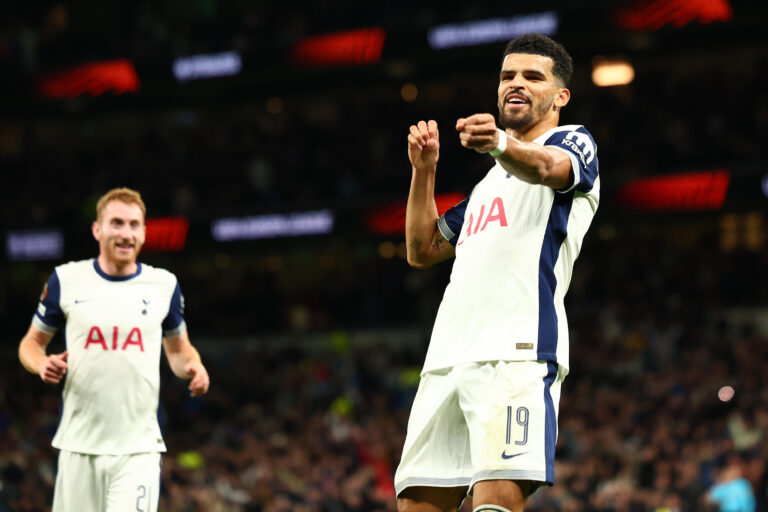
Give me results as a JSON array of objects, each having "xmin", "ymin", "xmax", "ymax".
[
  {"xmin": 114, "ymin": 250, "xmax": 136, "ymax": 260},
  {"xmin": 499, "ymin": 112, "xmax": 532, "ymax": 131}
]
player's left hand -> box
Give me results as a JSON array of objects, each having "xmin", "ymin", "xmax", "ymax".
[
  {"xmin": 185, "ymin": 362, "xmax": 210, "ymax": 397},
  {"xmin": 456, "ymin": 114, "xmax": 501, "ymax": 153}
]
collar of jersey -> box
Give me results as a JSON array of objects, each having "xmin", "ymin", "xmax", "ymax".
[{"xmin": 92, "ymin": 259, "xmax": 143, "ymax": 281}]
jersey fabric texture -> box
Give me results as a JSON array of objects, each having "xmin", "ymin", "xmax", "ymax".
[
  {"xmin": 33, "ymin": 259, "xmax": 186, "ymax": 455},
  {"xmin": 426, "ymin": 125, "xmax": 599, "ymax": 374}
]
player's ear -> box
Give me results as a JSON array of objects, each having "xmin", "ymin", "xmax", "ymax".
[
  {"xmin": 92, "ymin": 220, "xmax": 101, "ymax": 241},
  {"xmin": 554, "ymin": 88, "xmax": 570, "ymax": 110}
]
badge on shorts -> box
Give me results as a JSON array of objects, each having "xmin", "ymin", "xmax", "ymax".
[{"xmin": 516, "ymin": 343, "xmax": 533, "ymax": 350}]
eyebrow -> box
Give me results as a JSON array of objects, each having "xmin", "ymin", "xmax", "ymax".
[
  {"xmin": 109, "ymin": 217, "xmax": 142, "ymax": 223},
  {"xmin": 500, "ymin": 68, "xmax": 548, "ymax": 78}
]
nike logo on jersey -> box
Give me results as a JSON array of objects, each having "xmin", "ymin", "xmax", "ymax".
[{"xmin": 501, "ymin": 450, "xmax": 527, "ymax": 460}]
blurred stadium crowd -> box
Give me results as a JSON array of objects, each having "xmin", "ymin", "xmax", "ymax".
[
  {"xmin": 2, "ymin": 1, "xmax": 768, "ymax": 511},
  {"xmin": 3, "ymin": 233, "xmax": 768, "ymax": 511}
]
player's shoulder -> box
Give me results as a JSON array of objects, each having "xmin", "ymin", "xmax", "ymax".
[
  {"xmin": 138, "ymin": 262, "xmax": 178, "ymax": 285},
  {"xmin": 542, "ymin": 124, "xmax": 593, "ymax": 142},
  {"xmin": 54, "ymin": 258, "xmax": 97, "ymax": 279},
  {"xmin": 542, "ymin": 124, "xmax": 598, "ymax": 168}
]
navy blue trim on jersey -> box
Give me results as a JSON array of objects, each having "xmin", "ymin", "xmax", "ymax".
[
  {"xmin": 438, "ymin": 196, "xmax": 470, "ymax": 246},
  {"xmin": 92, "ymin": 259, "xmax": 143, "ymax": 281},
  {"xmin": 544, "ymin": 127, "xmax": 598, "ymax": 193},
  {"xmin": 543, "ymin": 361, "xmax": 558, "ymax": 484},
  {"xmin": 537, "ymin": 192, "xmax": 574, "ymax": 361},
  {"xmin": 162, "ymin": 282, "xmax": 185, "ymax": 333},
  {"xmin": 55, "ymin": 328, "xmax": 68, "ymax": 433},
  {"xmin": 34, "ymin": 271, "xmax": 65, "ymax": 330},
  {"xmin": 158, "ymin": 455, "xmax": 163, "ymax": 509}
]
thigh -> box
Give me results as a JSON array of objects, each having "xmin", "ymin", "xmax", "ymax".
[
  {"xmin": 395, "ymin": 368, "xmax": 473, "ymax": 498},
  {"xmin": 397, "ymin": 485, "xmax": 469, "ymax": 512},
  {"xmin": 105, "ymin": 452, "xmax": 162, "ymax": 512},
  {"xmin": 53, "ymin": 451, "xmax": 104, "ymax": 512},
  {"xmin": 458, "ymin": 361, "xmax": 563, "ymax": 490}
]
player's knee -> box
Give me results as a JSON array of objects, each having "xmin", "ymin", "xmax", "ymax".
[{"xmin": 473, "ymin": 505, "xmax": 515, "ymax": 512}]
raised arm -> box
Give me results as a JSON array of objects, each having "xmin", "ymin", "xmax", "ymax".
[
  {"xmin": 456, "ymin": 114, "xmax": 573, "ymax": 190},
  {"xmin": 405, "ymin": 120, "xmax": 455, "ymax": 269},
  {"xmin": 162, "ymin": 330, "xmax": 210, "ymax": 397},
  {"xmin": 19, "ymin": 324, "xmax": 68, "ymax": 384}
]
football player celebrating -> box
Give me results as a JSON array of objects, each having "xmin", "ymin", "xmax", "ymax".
[
  {"xmin": 396, "ymin": 34, "xmax": 599, "ymax": 512},
  {"xmin": 19, "ymin": 187, "xmax": 210, "ymax": 512}
]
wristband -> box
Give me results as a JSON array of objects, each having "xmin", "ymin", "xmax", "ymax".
[{"xmin": 489, "ymin": 128, "xmax": 507, "ymax": 158}]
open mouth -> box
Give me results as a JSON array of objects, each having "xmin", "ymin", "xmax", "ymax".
[{"xmin": 506, "ymin": 93, "xmax": 530, "ymax": 107}]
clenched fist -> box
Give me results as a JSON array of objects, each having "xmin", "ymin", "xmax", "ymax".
[
  {"xmin": 408, "ymin": 120, "xmax": 439, "ymax": 171},
  {"xmin": 456, "ymin": 114, "xmax": 501, "ymax": 153},
  {"xmin": 39, "ymin": 351, "xmax": 68, "ymax": 384}
]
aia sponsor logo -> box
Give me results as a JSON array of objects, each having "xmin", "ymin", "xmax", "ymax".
[
  {"xmin": 85, "ymin": 326, "xmax": 144, "ymax": 351},
  {"xmin": 456, "ymin": 197, "xmax": 508, "ymax": 246}
]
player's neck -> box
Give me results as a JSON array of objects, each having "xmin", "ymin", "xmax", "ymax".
[
  {"xmin": 510, "ymin": 112, "xmax": 560, "ymax": 142},
  {"xmin": 97, "ymin": 254, "xmax": 138, "ymax": 277}
]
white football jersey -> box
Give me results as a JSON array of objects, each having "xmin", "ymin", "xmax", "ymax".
[
  {"xmin": 424, "ymin": 125, "xmax": 600, "ymax": 374},
  {"xmin": 33, "ymin": 259, "xmax": 186, "ymax": 455}
]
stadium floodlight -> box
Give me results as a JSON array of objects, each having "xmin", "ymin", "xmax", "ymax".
[
  {"xmin": 591, "ymin": 57, "xmax": 635, "ymax": 87},
  {"xmin": 172, "ymin": 51, "xmax": 242, "ymax": 83},
  {"xmin": 211, "ymin": 210, "xmax": 334, "ymax": 242},
  {"xmin": 6, "ymin": 229, "xmax": 64, "ymax": 261},
  {"xmin": 427, "ymin": 11, "xmax": 558, "ymax": 50}
]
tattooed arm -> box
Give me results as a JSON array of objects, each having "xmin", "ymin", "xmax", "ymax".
[
  {"xmin": 407, "ymin": 226, "xmax": 455, "ymax": 269},
  {"xmin": 405, "ymin": 120, "xmax": 456, "ymax": 269}
]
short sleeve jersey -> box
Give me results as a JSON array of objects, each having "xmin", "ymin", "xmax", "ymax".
[
  {"xmin": 33, "ymin": 259, "xmax": 186, "ymax": 455},
  {"xmin": 424, "ymin": 125, "xmax": 600, "ymax": 374}
]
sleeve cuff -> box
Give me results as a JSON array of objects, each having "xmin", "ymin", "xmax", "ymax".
[
  {"xmin": 437, "ymin": 215, "xmax": 456, "ymax": 243},
  {"xmin": 546, "ymin": 145, "xmax": 581, "ymax": 194},
  {"xmin": 163, "ymin": 320, "xmax": 187, "ymax": 338},
  {"xmin": 33, "ymin": 315, "xmax": 58, "ymax": 335}
]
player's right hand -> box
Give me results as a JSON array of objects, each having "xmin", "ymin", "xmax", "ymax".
[
  {"xmin": 39, "ymin": 351, "xmax": 68, "ymax": 384},
  {"xmin": 408, "ymin": 120, "xmax": 439, "ymax": 171}
]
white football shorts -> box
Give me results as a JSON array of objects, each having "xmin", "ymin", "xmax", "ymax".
[
  {"xmin": 394, "ymin": 360, "xmax": 566, "ymax": 497},
  {"xmin": 53, "ymin": 450, "xmax": 161, "ymax": 512}
]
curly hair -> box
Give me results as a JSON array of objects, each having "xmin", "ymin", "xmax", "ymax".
[{"xmin": 502, "ymin": 33, "xmax": 574, "ymax": 87}]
